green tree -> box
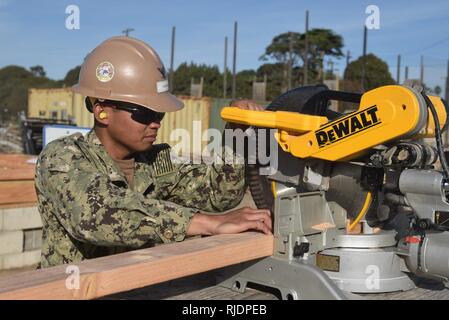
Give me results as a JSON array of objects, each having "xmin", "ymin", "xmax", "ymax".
[
  {"xmin": 172, "ymin": 62, "xmax": 224, "ymax": 97},
  {"xmin": 0, "ymin": 65, "xmax": 58, "ymax": 120},
  {"xmin": 434, "ymin": 85, "xmax": 442, "ymax": 96},
  {"xmin": 29, "ymin": 65, "xmax": 46, "ymax": 78},
  {"xmin": 343, "ymin": 54, "xmax": 395, "ymax": 92},
  {"xmin": 260, "ymin": 29, "xmax": 344, "ymax": 87},
  {"xmin": 235, "ymin": 69, "xmax": 256, "ymax": 99},
  {"xmin": 63, "ymin": 65, "xmax": 81, "ymax": 87},
  {"xmin": 256, "ymin": 63, "xmax": 286, "ymax": 101}
]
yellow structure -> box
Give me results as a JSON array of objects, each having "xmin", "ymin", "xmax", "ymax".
[
  {"xmin": 28, "ymin": 88, "xmax": 214, "ymax": 153},
  {"xmin": 28, "ymin": 88, "xmax": 93, "ymax": 128}
]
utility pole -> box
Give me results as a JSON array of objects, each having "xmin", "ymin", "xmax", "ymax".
[
  {"xmin": 396, "ymin": 54, "xmax": 401, "ymax": 84},
  {"xmin": 319, "ymin": 51, "xmax": 325, "ymax": 83},
  {"xmin": 445, "ymin": 59, "xmax": 449, "ymax": 103},
  {"xmin": 169, "ymin": 26, "xmax": 176, "ymax": 91},
  {"xmin": 361, "ymin": 26, "xmax": 368, "ymax": 92},
  {"xmin": 288, "ymin": 32, "xmax": 293, "ymax": 90},
  {"xmin": 420, "ymin": 55, "xmax": 424, "ymax": 86},
  {"xmin": 232, "ymin": 21, "xmax": 238, "ymax": 99},
  {"xmin": 405, "ymin": 66, "xmax": 409, "ymax": 81},
  {"xmin": 223, "ymin": 36, "xmax": 228, "ymax": 99},
  {"xmin": 444, "ymin": 59, "xmax": 449, "ymax": 148},
  {"xmin": 304, "ymin": 10, "xmax": 309, "ymax": 85},
  {"xmin": 122, "ymin": 28, "xmax": 134, "ymax": 36},
  {"xmin": 328, "ymin": 60, "xmax": 334, "ymax": 77},
  {"xmin": 346, "ymin": 50, "xmax": 352, "ymax": 67}
]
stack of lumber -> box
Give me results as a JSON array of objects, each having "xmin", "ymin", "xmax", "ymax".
[
  {"xmin": 0, "ymin": 154, "xmax": 41, "ymax": 270},
  {"xmin": 0, "ymin": 154, "xmax": 37, "ymax": 206}
]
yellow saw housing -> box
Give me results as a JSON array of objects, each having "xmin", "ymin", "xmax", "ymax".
[{"xmin": 221, "ymin": 85, "xmax": 447, "ymax": 161}]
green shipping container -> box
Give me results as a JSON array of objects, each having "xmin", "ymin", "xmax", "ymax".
[{"xmin": 209, "ymin": 98, "xmax": 233, "ymax": 133}]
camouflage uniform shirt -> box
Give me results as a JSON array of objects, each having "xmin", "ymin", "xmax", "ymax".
[{"xmin": 35, "ymin": 130, "xmax": 245, "ymax": 268}]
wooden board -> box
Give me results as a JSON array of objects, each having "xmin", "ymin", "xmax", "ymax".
[
  {"xmin": 0, "ymin": 232, "xmax": 274, "ymax": 300},
  {"xmin": 0, "ymin": 154, "xmax": 37, "ymax": 205},
  {"xmin": 0, "ymin": 180, "xmax": 37, "ymax": 205},
  {"xmin": 0, "ymin": 169, "xmax": 36, "ymax": 181},
  {"xmin": 0, "ymin": 154, "xmax": 36, "ymax": 181}
]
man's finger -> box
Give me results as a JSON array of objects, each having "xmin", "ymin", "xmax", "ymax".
[
  {"xmin": 255, "ymin": 220, "xmax": 272, "ymax": 235},
  {"xmin": 243, "ymin": 212, "xmax": 271, "ymax": 220},
  {"xmin": 246, "ymin": 103, "xmax": 258, "ymax": 111},
  {"xmin": 241, "ymin": 220, "xmax": 270, "ymax": 235},
  {"xmin": 244, "ymin": 208, "xmax": 271, "ymax": 215},
  {"xmin": 244, "ymin": 212, "xmax": 272, "ymax": 229}
]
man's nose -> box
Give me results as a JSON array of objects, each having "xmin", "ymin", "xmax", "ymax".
[{"xmin": 149, "ymin": 121, "xmax": 161, "ymax": 129}]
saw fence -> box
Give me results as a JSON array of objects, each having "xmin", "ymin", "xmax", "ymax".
[{"xmin": 0, "ymin": 232, "xmax": 274, "ymax": 299}]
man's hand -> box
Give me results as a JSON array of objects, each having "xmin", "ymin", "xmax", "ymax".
[
  {"xmin": 187, "ymin": 207, "xmax": 272, "ymax": 236},
  {"xmin": 230, "ymin": 99, "xmax": 264, "ymax": 111},
  {"xmin": 226, "ymin": 99, "xmax": 264, "ymax": 131}
]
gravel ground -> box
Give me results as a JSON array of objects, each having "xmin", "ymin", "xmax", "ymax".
[{"xmin": 0, "ymin": 124, "xmax": 23, "ymax": 153}]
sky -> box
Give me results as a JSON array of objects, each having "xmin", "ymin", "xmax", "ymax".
[{"xmin": 0, "ymin": 0, "xmax": 448, "ymax": 91}]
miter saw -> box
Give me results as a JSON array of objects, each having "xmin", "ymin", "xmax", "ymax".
[{"xmin": 218, "ymin": 84, "xmax": 449, "ymax": 299}]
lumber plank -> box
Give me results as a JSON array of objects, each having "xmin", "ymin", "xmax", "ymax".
[
  {"xmin": 0, "ymin": 169, "xmax": 36, "ymax": 181},
  {"xmin": 0, "ymin": 154, "xmax": 36, "ymax": 181},
  {"xmin": 0, "ymin": 232, "xmax": 274, "ymax": 300},
  {"xmin": 0, "ymin": 181, "xmax": 37, "ymax": 205}
]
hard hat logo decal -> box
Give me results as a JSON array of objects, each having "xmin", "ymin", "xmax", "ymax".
[
  {"xmin": 96, "ymin": 61, "xmax": 115, "ymax": 82},
  {"xmin": 157, "ymin": 80, "xmax": 169, "ymax": 93}
]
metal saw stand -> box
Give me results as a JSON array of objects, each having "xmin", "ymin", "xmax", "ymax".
[{"xmin": 218, "ymin": 188, "xmax": 416, "ymax": 299}]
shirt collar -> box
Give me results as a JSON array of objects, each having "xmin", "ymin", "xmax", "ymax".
[
  {"xmin": 83, "ymin": 130, "xmax": 126, "ymax": 183},
  {"xmin": 86, "ymin": 129, "xmax": 103, "ymax": 146},
  {"xmin": 84, "ymin": 130, "xmax": 155, "ymax": 193}
]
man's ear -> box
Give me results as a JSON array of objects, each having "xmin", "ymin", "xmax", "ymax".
[{"xmin": 92, "ymin": 103, "xmax": 109, "ymax": 125}]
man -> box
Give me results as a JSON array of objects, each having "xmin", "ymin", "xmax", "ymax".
[{"xmin": 35, "ymin": 36, "xmax": 271, "ymax": 268}]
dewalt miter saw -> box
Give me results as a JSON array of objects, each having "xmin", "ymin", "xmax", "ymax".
[{"xmin": 218, "ymin": 84, "xmax": 449, "ymax": 299}]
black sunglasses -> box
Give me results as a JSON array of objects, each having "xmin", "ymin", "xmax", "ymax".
[{"xmin": 104, "ymin": 100, "xmax": 165, "ymax": 125}]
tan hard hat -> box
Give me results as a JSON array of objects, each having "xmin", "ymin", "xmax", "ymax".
[{"xmin": 72, "ymin": 36, "xmax": 183, "ymax": 112}]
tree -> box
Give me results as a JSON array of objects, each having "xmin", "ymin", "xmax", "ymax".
[
  {"xmin": 29, "ymin": 65, "xmax": 46, "ymax": 78},
  {"xmin": 260, "ymin": 29, "xmax": 344, "ymax": 87},
  {"xmin": 173, "ymin": 62, "xmax": 223, "ymax": 97},
  {"xmin": 261, "ymin": 32, "xmax": 302, "ymax": 67},
  {"xmin": 434, "ymin": 85, "xmax": 442, "ymax": 96},
  {"xmin": 343, "ymin": 54, "xmax": 395, "ymax": 92},
  {"xmin": 235, "ymin": 69, "xmax": 256, "ymax": 99},
  {"xmin": 256, "ymin": 63, "xmax": 287, "ymax": 101},
  {"xmin": 0, "ymin": 65, "xmax": 58, "ymax": 120},
  {"xmin": 63, "ymin": 66, "xmax": 81, "ymax": 87}
]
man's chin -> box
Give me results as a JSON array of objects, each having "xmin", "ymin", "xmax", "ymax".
[{"xmin": 130, "ymin": 142, "xmax": 154, "ymax": 154}]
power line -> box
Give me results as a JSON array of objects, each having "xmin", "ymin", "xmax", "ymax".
[{"xmin": 400, "ymin": 35, "xmax": 449, "ymax": 56}]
